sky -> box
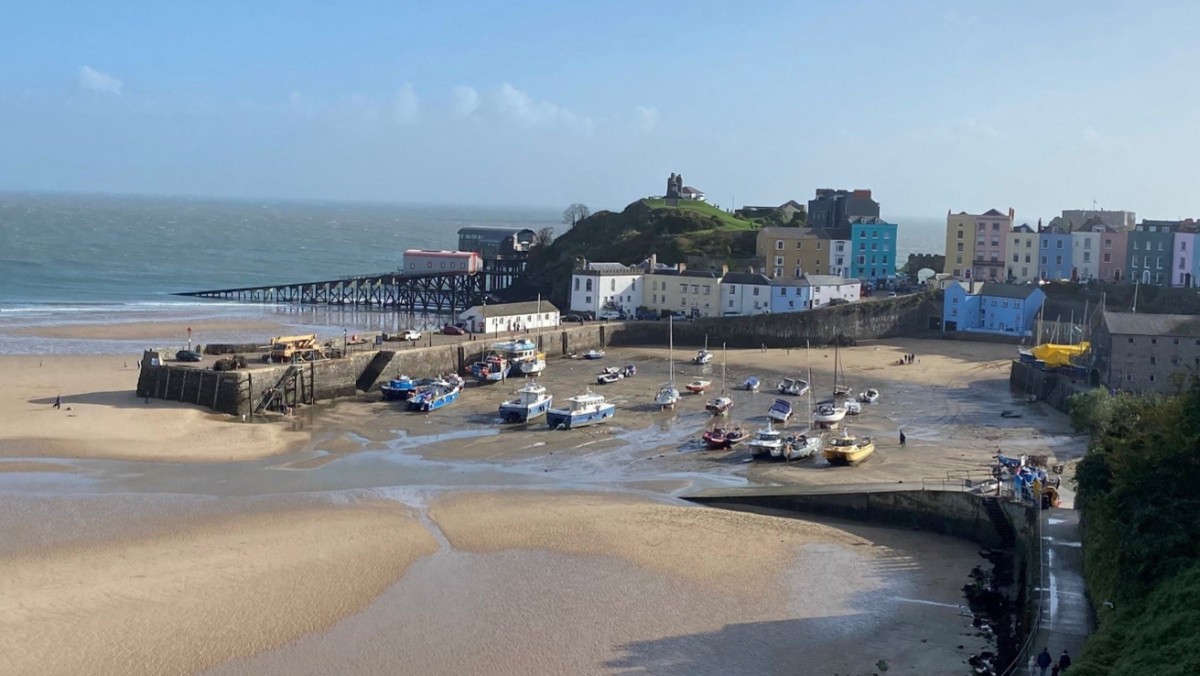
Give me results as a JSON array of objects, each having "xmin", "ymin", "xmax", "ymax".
[{"xmin": 1, "ymin": 0, "xmax": 1198, "ymax": 221}]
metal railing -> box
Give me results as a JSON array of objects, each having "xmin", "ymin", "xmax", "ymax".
[{"xmin": 1000, "ymin": 504, "xmax": 1047, "ymax": 675}]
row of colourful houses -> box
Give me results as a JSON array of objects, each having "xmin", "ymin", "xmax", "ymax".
[
  {"xmin": 569, "ymin": 261, "xmax": 861, "ymax": 318},
  {"xmin": 754, "ymin": 217, "xmax": 899, "ymax": 285},
  {"xmin": 945, "ymin": 208, "xmax": 1200, "ymax": 286}
]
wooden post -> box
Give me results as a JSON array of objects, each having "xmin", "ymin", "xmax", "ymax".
[
  {"xmin": 197, "ymin": 371, "xmax": 204, "ymax": 405},
  {"xmin": 212, "ymin": 373, "xmax": 220, "ymax": 410},
  {"xmin": 164, "ymin": 369, "xmax": 170, "ymax": 400}
]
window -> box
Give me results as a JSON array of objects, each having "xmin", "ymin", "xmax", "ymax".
[
  {"xmin": 1056, "ymin": 240, "xmax": 1063, "ymax": 249},
  {"xmin": 1042, "ymin": 239, "xmax": 1048, "ymax": 248},
  {"xmin": 727, "ymin": 285, "xmax": 736, "ymax": 294},
  {"xmin": 872, "ymin": 231, "xmax": 878, "ymax": 238},
  {"xmin": 817, "ymin": 242, "xmax": 823, "ymax": 250},
  {"xmin": 1084, "ymin": 252, "xmax": 1091, "ymax": 262},
  {"xmin": 728, "ymin": 299, "xmax": 734, "ymax": 308},
  {"xmin": 775, "ymin": 240, "xmax": 784, "ymax": 250},
  {"xmin": 1184, "ymin": 241, "xmax": 1189, "ymax": 251},
  {"xmin": 1084, "ymin": 239, "xmax": 1091, "ymax": 249},
  {"xmin": 1134, "ymin": 241, "xmax": 1140, "ymax": 250},
  {"xmin": 691, "ymin": 285, "xmax": 699, "ymax": 294},
  {"xmin": 1056, "ymin": 255, "xmax": 1062, "ymax": 265},
  {"xmin": 871, "ymin": 243, "xmax": 878, "ymax": 251},
  {"xmin": 752, "ymin": 287, "xmax": 759, "ymax": 296},
  {"xmin": 574, "ymin": 278, "xmax": 580, "ymax": 291},
  {"xmin": 585, "ymin": 295, "xmax": 592, "ymax": 304},
  {"xmin": 1026, "ymin": 239, "xmax": 1032, "ymax": 248},
  {"xmin": 1012, "ymin": 254, "xmax": 1019, "ymax": 263},
  {"xmin": 1105, "ymin": 239, "xmax": 1112, "ymax": 249},
  {"xmin": 957, "ymin": 231, "xmax": 963, "ymax": 239},
  {"xmin": 1182, "ymin": 258, "xmax": 1187, "ymax": 270},
  {"xmin": 1152, "ymin": 338, "xmax": 1157, "ymax": 344},
  {"xmin": 883, "ymin": 232, "xmax": 890, "ymax": 239},
  {"xmin": 585, "ymin": 279, "xmax": 592, "ymax": 291},
  {"xmin": 679, "ymin": 283, "xmax": 686, "ymax": 293},
  {"xmin": 796, "ymin": 241, "xmax": 803, "ymax": 250},
  {"xmin": 1104, "ymin": 253, "xmax": 1111, "ymax": 263},
  {"xmin": 774, "ymin": 256, "xmax": 784, "ymax": 266},
  {"xmin": 610, "ymin": 279, "xmax": 616, "ymax": 291},
  {"xmin": 1150, "ymin": 375, "xmax": 1156, "ymax": 382},
  {"xmin": 1150, "ymin": 356, "xmax": 1156, "ymax": 364},
  {"xmin": 703, "ymin": 286, "xmax": 710, "ymax": 295},
  {"xmin": 1025, "ymin": 254, "xmax": 1031, "ymax": 263},
  {"xmin": 1132, "ymin": 255, "xmax": 1139, "ymax": 267},
  {"xmin": 1126, "ymin": 374, "xmax": 1133, "ymax": 382},
  {"xmin": 1158, "ymin": 256, "xmax": 1164, "ymax": 269},
  {"xmin": 1128, "ymin": 337, "xmax": 1134, "ymax": 344},
  {"xmin": 992, "ymin": 238, "xmax": 1000, "ymax": 246},
  {"xmin": 956, "ymin": 256, "xmax": 962, "ymax": 264},
  {"xmin": 857, "ymin": 255, "xmax": 865, "ymax": 265}
]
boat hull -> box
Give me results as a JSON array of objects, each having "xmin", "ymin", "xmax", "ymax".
[
  {"xmin": 380, "ymin": 385, "xmax": 416, "ymax": 401},
  {"xmin": 823, "ymin": 441, "xmax": 875, "ymax": 466},
  {"xmin": 546, "ymin": 404, "xmax": 615, "ymax": 429},
  {"xmin": 499, "ymin": 396, "xmax": 553, "ymax": 423},
  {"xmin": 408, "ymin": 388, "xmax": 460, "ymax": 412}
]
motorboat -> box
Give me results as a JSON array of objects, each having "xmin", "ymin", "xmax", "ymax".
[
  {"xmin": 491, "ymin": 338, "xmax": 539, "ymax": 376},
  {"xmin": 704, "ymin": 426, "xmax": 750, "ymax": 449},
  {"xmin": 656, "ymin": 316, "xmax": 681, "ymax": 409},
  {"xmin": 844, "ymin": 399, "xmax": 863, "ymax": 416},
  {"xmin": 822, "ymin": 429, "xmax": 876, "ymax": 466},
  {"xmin": 406, "ymin": 377, "xmax": 461, "ymax": 412},
  {"xmin": 705, "ymin": 394, "xmax": 733, "ymax": 415},
  {"xmin": 584, "ymin": 349, "xmax": 606, "ymax": 360},
  {"xmin": 767, "ymin": 398, "xmax": 793, "ymax": 423},
  {"xmin": 724, "ymin": 427, "xmax": 750, "ymax": 445},
  {"xmin": 685, "ymin": 379, "xmax": 711, "ymax": 394},
  {"xmin": 693, "ymin": 349, "xmax": 713, "ymax": 365},
  {"xmin": 596, "ymin": 371, "xmax": 623, "ymax": 385},
  {"xmin": 621, "ymin": 364, "xmax": 637, "ymax": 377},
  {"xmin": 812, "ymin": 402, "xmax": 847, "ymax": 424},
  {"xmin": 470, "ymin": 352, "xmax": 509, "ymax": 383},
  {"xmin": 747, "ymin": 422, "xmax": 783, "ymax": 459},
  {"xmin": 743, "ymin": 376, "xmax": 760, "ymax": 392},
  {"xmin": 380, "ymin": 375, "xmax": 419, "ymax": 401},
  {"xmin": 546, "ymin": 391, "xmax": 615, "ymax": 429},
  {"xmin": 860, "ymin": 388, "xmax": 879, "ymax": 404},
  {"xmin": 778, "ymin": 377, "xmax": 809, "ymax": 396},
  {"xmin": 783, "ymin": 433, "xmax": 823, "ymax": 461},
  {"xmin": 499, "ymin": 380, "xmax": 553, "ymax": 423}
]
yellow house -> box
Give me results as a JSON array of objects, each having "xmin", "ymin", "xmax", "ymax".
[
  {"xmin": 945, "ymin": 212, "xmax": 977, "ymax": 279},
  {"xmin": 644, "ymin": 265, "xmax": 724, "ymax": 317},
  {"xmin": 756, "ymin": 227, "xmax": 837, "ymax": 279}
]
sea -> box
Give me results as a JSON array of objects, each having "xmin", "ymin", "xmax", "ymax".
[{"xmin": 0, "ymin": 191, "xmax": 945, "ymax": 354}]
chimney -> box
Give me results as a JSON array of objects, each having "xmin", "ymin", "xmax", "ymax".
[
  {"xmin": 649, "ymin": 253, "xmax": 657, "ymax": 271},
  {"xmin": 676, "ymin": 262, "xmax": 686, "ymax": 273},
  {"xmin": 721, "ymin": 264, "xmax": 730, "ymax": 276},
  {"xmin": 1008, "ymin": 207, "xmax": 1015, "ymax": 220}
]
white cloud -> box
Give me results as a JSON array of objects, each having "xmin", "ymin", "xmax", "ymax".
[
  {"xmin": 395, "ymin": 83, "xmax": 419, "ymax": 124},
  {"xmin": 79, "ymin": 65, "xmax": 122, "ymax": 95},
  {"xmin": 633, "ymin": 105, "xmax": 660, "ymax": 133},
  {"xmin": 451, "ymin": 86, "xmax": 479, "ymax": 118},
  {"xmin": 493, "ymin": 83, "xmax": 593, "ymax": 134}
]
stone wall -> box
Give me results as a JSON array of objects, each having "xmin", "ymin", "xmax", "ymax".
[{"xmin": 1009, "ymin": 360, "xmax": 1090, "ymax": 414}]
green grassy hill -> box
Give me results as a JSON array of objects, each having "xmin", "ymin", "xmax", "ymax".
[{"xmin": 508, "ymin": 198, "xmax": 760, "ymax": 307}]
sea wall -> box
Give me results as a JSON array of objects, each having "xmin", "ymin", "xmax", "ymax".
[{"xmin": 1008, "ymin": 360, "xmax": 1090, "ymax": 414}]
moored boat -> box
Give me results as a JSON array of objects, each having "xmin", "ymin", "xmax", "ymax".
[
  {"xmin": 490, "ymin": 338, "xmax": 538, "ymax": 377},
  {"xmin": 747, "ymin": 421, "xmax": 783, "ymax": 459},
  {"xmin": 778, "ymin": 377, "xmax": 810, "ymax": 396},
  {"xmin": 499, "ymin": 379, "xmax": 553, "ymax": 423},
  {"xmin": 767, "ymin": 398, "xmax": 793, "ymax": 423},
  {"xmin": 470, "ymin": 352, "xmax": 510, "ymax": 382},
  {"xmin": 859, "ymin": 388, "xmax": 879, "ymax": 403},
  {"xmin": 812, "ymin": 402, "xmax": 847, "ymax": 424},
  {"xmin": 743, "ymin": 376, "xmax": 760, "ymax": 392},
  {"xmin": 380, "ymin": 375, "xmax": 420, "ymax": 401},
  {"xmin": 705, "ymin": 394, "xmax": 733, "ymax": 415},
  {"xmin": 596, "ymin": 371, "xmax": 623, "ymax": 385},
  {"xmin": 703, "ymin": 426, "xmax": 748, "ymax": 449},
  {"xmin": 656, "ymin": 316, "xmax": 681, "ymax": 409},
  {"xmin": 685, "ymin": 379, "xmax": 711, "ymax": 394},
  {"xmin": 783, "ymin": 433, "xmax": 823, "ymax": 461},
  {"xmin": 406, "ymin": 377, "xmax": 462, "ymax": 412},
  {"xmin": 822, "ymin": 429, "xmax": 875, "ymax": 466},
  {"xmin": 693, "ymin": 349, "xmax": 713, "ymax": 365},
  {"xmin": 844, "ymin": 399, "xmax": 862, "ymax": 416},
  {"xmin": 584, "ymin": 349, "xmax": 606, "ymax": 360},
  {"xmin": 546, "ymin": 390, "xmax": 615, "ymax": 429}
]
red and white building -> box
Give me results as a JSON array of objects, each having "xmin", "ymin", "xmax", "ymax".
[{"xmin": 403, "ymin": 249, "xmax": 482, "ymax": 274}]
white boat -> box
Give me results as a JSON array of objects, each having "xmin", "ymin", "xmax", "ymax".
[
  {"xmin": 844, "ymin": 399, "xmax": 862, "ymax": 416},
  {"xmin": 656, "ymin": 316, "xmax": 681, "ymax": 409},
  {"xmin": 778, "ymin": 377, "xmax": 809, "ymax": 396},
  {"xmin": 767, "ymin": 398, "xmax": 793, "ymax": 423},
  {"xmin": 692, "ymin": 335, "xmax": 713, "ymax": 365},
  {"xmin": 519, "ymin": 295, "xmax": 548, "ymax": 376},
  {"xmin": 499, "ymin": 380, "xmax": 553, "ymax": 423},
  {"xmin": 583, "ymin": 349, "xmax": 606, "ymax": 360},
  {"xmin": 783, "ymin": 432, "xmax": 823, "ymax": 461},
  {"xmin": 747, "ymin": 421, "xmax": 783, "ymax": 459},
  {"xmin": 832, "ymin": 342, "xmax": 852, "ymax": 398},
  {"xmin": 743, "ymin": 376, "xmax": 760, "ymax": 392},
  {"xmin": 859, "ymin": 388, "xmax": 879, "ymax": 404},
  {"xmin": 546, "ymin": 390, "xmax": 615, "ymax": 429},
  {"xmin": 596, "ymin": 371, "xmax": 623, "ymax": 385},
  {"xmin": 491, "ymin": 338, "xmax": 539, "ymax": 377},
  {"xmin": 812, "ymin": 402, "xmax": 847, "ymax": 424}
]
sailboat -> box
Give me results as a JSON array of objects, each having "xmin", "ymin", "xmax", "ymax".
[
  {"xmin": 655, "ymin": 316, "xmax": 681, "ymax": 409},
  {"xmin": 832, "ymin": 342, "xmax": 852, "ymax": 398},
  {"xmin": 813, "ymin": 343, "xmax": 847, "ymax": 424},
  {"xmin": 785, "ymin": 343, "xmax": 824, "ymax": 460},
  {"xmin": 693, "ymin": 334, "xmax": 714, "ymax": 365},
  {"xmin": 520, "ymin": 294, "xmax": 548, "ymax": 376},
  {"xmin": 705, "ymin": 343, "xmax": 733, "ymax": 415}
]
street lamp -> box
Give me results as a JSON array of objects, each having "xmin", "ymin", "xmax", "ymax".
[{"xmin": 343, "ymin": 328, "xmax": 348, "ymax": 357}]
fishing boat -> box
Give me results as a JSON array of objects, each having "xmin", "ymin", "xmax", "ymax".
[
  {"xmin": 491, "ymin": 338, "xmax": 539, "ymax": 377},
  {"xmin": 656, "ymin": 316, "xmax": 681, "ymax": 409},
  {"xmin": 822, "ymin": 429, "xmax": 875, "ymax": 466},
  {"xmin": 747, "ymin": 421, "xmax": 783, "ymax": 459},
  {"xmin": 498, "ymin": 379, "xmax": 553, "ymax": 423},
  {"xmin": 380, "ymin": 375, "xmax": 420, "ymax": 401},
  {"xmin": 778, "ymin": 377, "xmax": 809, "ymax": 396},
  {"xmin": 743, "ymin": 376, "xmax": 760, "ymax": 392},
  {"xmin": 406, "ymin": 377, "xmax": 461, "ymax": 412},
  {"xmin": 767, "ymin": 398, "xmax": 794, "ymax": 423},
  {"xmin": 859, "ymin": 388, "xmax": 879, "ymax": 404},
  {"xmin": 596, "ymin": 370, "xmax": 623, "ymax": 385},
  {"xmin": 470, "ymin": 352, "xmax": 509, "ymax": 383},
  {"xmin": 705, "ymin": 344, "xmax": 733, "ymax": 414},
  {"xmin": 693, "ymin": 335, "xmax": 713, "ymax": 365},
  {"xmin": 584, "ymin": 349, "xmax": 606, "ymax": 360},
  {"xmin": 783, "ymin": 432, "xmax": 823, "ymax": 461},
  {"xmin": 685, "ymin": 379, "xmax": 711, "ymax": 394},
  {"xmin": 546, "ymin": 390, "xmax": 615, "ymax": 429},
  {"xmin": 519, "ymin": 295, "xmax": 548, "ymax": 376},
  {"xmin": 812, "ymin": 401, "xmax": 847, "ymax": 424}
]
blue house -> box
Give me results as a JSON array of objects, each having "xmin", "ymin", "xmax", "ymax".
[
  {"xmin": 943, "ymin": 281, "xmax": 1045, "ymax": 336},
  {"xmin": 848, "ymin": 216, "xmax": 899, "ymax": 286},
  {"xmin": 1037, "ymin": 225, "xmax": 1072, "ymax": 281},
  {"xmin": 770, "ymin": 278, "xmax": 812, "ymax": 314}
]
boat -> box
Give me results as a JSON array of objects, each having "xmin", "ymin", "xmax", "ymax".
[
  {"xmin": 656, "ymin": 316, "xmax": 681, "ymax": 409},
  {"xmin": 767, "ymin": 398, "xmax": 793, "ymax": 423},
  {"xmin": 705, "ymin": 344, "xmax": 733, "ymax": 415},
  {"xmin": 778, "ymin": 377, "xmax": 809, "ymax": 396},
  {"xmin": 380, "ymin": 375, "xmax": 420, "ymax": 401},
  {"xmin": 406, "ymin": 377, "xmax": 461, "ymax": 412},
  {"xmin": 723, "ymin": 427, "xmax": 750, "ymax": 445},
  {"xmin": 783, "ymin": 432, "xmax": 823, "ymax": 461},
  {"xmin": 747, "ymin": 421, "xmax": 784, "ymax": 459},
  {"xmin": 685, "ymin": 379, "xmax": 711, "ymax": 394},
  {"xmin": 584, "ymin": 349, "xmax": 606, "ymax": 360},
  {"xmin": 822, "ymin": 429, "xmax": 876, "ymax": 466},
  {"xmin": 812, "ymin": 401, "xmax": 847, "ymax": 424},
  {"xmin": 704, "ymin": 426, "xmax": 750, "ymax": 449},
  {"xmin": 621, "ymin": 364, "xmax": 637, "ymax": 377},
  {"xmin": 743, "ymin": 376, "xmax": 760, "ymax": 392},
  {"xmin": 832, "ymin": 342, "xmax": 852, "ymax": 398},
  {"xmin": 498, "ymin": 379, "xmax": 553, "ymax": 423},
  {"xmin": 491, "ymin": 338, "xmax": 539, "ymax": 377},
  {"xmin": 546, "ymin": 390, "xmax": 615, "ymax": 429},
  {"xmin": 859, "ymin": 388, "xmax": 879, "ymax": 404},
  {"xmin": 470, "ymin": 352, "xmax": 510, "ymax": 382},
  {"xmin": 844, "ymin": 399, "xmax": 863, "ymax": 416},
  {"xmin": 519, "ymin": 295, "xmax": 548, "ymax": 376},
  {"xmin": 693, "ymin": 335, "xmax": 713, "ymax": 365},
  {"xmin": 596, "ymin": 371, "xmax": 623, "ymax": 385}
]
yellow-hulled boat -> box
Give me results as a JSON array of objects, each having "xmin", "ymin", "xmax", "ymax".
[{"xmin": 822, "ymin": 430, "xmax": 875, "ymax": 466}]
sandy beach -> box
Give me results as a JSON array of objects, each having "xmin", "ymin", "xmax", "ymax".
[{"xmin": 0, "ymin": 320, "xmax": 1080, "ymax": 674}]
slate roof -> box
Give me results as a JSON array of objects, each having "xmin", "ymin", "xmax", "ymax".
[
  {"xmin": 1012, "ymin": 223, "xmax": 1036, "ymax": 233},
  {"xmin": 721, "ymin": 272, "xmax": 772, "ymax": 286},
  {"xmin": 800, "ymin": 275, "xmax": 854, "ymax": 286},
  {"xmin": 463, "ymin": 300, "xmax": 561, "ymax": 316},
  {"xmin": 1103, "ymin": 311, "xmax": 1200, "ymax": 337},
  {"xmin": 982, "ymin": 208, "xmax": 1006, "ymax": 216},
  {"xmin": 979, "ymin": 283, "xmax": 1040, "ymax": 300},
  {"xmin": 647, "ymin": 269, "xmax": 721, "ymax": 279},
  {"xmin": 580, "ymin": 262, "xmax": 637, "ymax": 274}
]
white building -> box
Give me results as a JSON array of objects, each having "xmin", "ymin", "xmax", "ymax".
[
  {"xmin": 801, "ymin": 275, "xmax": 861, "ymax": 309},
  {"xmin": 569, "ymin": 262, "xmax": 644, "ymax": 317},
  {"xmin": 720, "ymin": 271, "xmax": 773, "ymax": 315},
  {"xmin": 1071, "ymin": 229, "xmax": 1100, "ymax": 281},
  {"xmin": 403, "ymin": 249, "xmax": 482, "ymax": 273},
  {"xmin": 829, "ymin": 237, "xmax": 853, "ymax": 278},
  {"xmin": 1005, "ymin": 224, "xmax": 1039, "ymax": 283},
  {"xmin": 458, "ymin": 301, "xmax": 560, "ymax": 335}
]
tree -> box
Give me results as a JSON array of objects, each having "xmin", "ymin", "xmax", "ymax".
[
  {"xmin": 562, "ymin": 203, "xmax": 591, "ymax": 228},
  {"xmin": 534, "ymin": 226, "xmax": 554, "ymax": 247}
]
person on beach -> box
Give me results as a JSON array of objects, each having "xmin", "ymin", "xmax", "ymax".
[
  {"xmin": 53, "ymin": 395, "xmax": 61, "ymax": 409},
  {"xmin": 1058, "ymin": 650, "xmax": 1071, "ymax": 672},
  {"xmin": 1036, "ymin": 648, "xmax": 1052, "ymax": 675},
  {"xmin": 899, "ymin": 430, "xmax": 906, "ymax": 446}
]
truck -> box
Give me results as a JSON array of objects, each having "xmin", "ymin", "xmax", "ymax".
[{"xmin": 267, "ymin": 334, "xmax": 326, "ymax": 363}]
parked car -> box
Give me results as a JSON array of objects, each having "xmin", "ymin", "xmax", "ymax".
[
  {"xmin": 442, "ymin": 325, "xmax": 466, "ymax": 336},
  {"xmin": 175, "ymin": 349, "xmax": 202, "ymax": 362},
  {"xmin": 562, "ymin": 314, "xmax": 584, "ymax": 323},
  {"xmin": 827, "ymin": 298, "xmax": 850, "ymax": 306},
  {"xmin": 598, "ymin": 310, "xmax": 622, "ymax": 320},
  {"xmin": 400, "ymin": 329, "xmax": 422, "ymax": 341}
]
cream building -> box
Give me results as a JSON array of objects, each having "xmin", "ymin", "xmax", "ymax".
[
  {"xmin": 1005, "ymin": 224, "xmax": 1039, "ymax": 283},
  {"xmin": 944, "ymin": 212, "xmax": 977, "ymax": 279},
  {"xmin": 756, "ymin": 227, "xmax": 833, "ymax": 279},
  {"xmin": 643, "ymin": 265, "xmax": 724, "ymax": 318}
]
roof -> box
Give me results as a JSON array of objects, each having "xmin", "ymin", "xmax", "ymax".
[
  {"xmin": 463, "ymin": 300, "xmax": 561, "ymax": 316},
  {"xmin": 982, "ymin": 209, "xmax": 1006, "ymax": 217},
  {"xmin": 824, "ymin": 226, "xmax": 852, "ymax": 240},
  {"xmin": 800, "ymin": 275, "xmax": 854, "ymax": 286},
  {"xmin": 979, "ymin": 283, "xmax": 1041, "ymax": 300},
  {"xmin": 1011, "ymin": 224, "xmax": 1035, "ymax": 233},
  {"xmin": 579, "ymin": 262, "xmax": 637, "ymax": 274},
  {"xmin": 457, "ymin": 226, "xmax": 536, "ymax": 239},
  {"xmin": 1103, "ymin": 311, "xmax": 1200, "ymax": 337},
  {"xmin": 648, "ymin": 269, "xmax": 721, "ymax": 279},
  {"xmin": 404, "ymin": 249, "xmax": 479, "ymax": 257},
  {"xmin": 847, "ymin": 216, "xmax": 894, "ymax": 225},
  {"xmin": 681, "ymin": 186, "xmax": 705, "ymax": 195},
  {"xmin": 721, "ymin": 272, "xmax": 772, "ymax": 286},
  {"xmin": 759, "ymin": 226, "xmax": 841, "ymax": 240}
]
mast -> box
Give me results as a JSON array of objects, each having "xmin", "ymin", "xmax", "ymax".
[
  {"xmin": 668, "ymin": 315, "xmax": 675, "ymax": 384},
  {"xmin": 721, "ymin": 342, "xmax": 727, "ymax": 394},
  {"xmin": 806, "ymin": 340, "xmax": 814, "ymax": 429}
]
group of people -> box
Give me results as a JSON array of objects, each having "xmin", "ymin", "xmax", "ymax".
[
  {"xmin": 1036, "ymin": 647, "xmax": 1071, "ymax": 675},
  {"xmin": 898, "ymin": 352, "xmax": 918, "ymax": 365}
]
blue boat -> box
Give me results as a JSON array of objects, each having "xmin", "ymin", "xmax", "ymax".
[
  {"xmin": 499, "ymin": 380, "xmax": 553, "ymax": 423},
  {"xmin": 406, "ymin": 376, "xmax": 463, "ymax": 412},
  {"xmin": 546, "ymin": 390, "xmax": 615, "ymax": 429},
  {"xmin": 381, "ymin": 375, "xmax": 419, "ymax": 401}
]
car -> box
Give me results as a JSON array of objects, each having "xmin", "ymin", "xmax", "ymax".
[
  {"xmin": 597, "ymin": 310, "xmax": 622, "ymax": 320},
  {"xmin": 562, "ymin": 314, "xmax": 584, "ymax": 323},
  {"xmin": 827, "ymin": 298, "xmax": 850, "ymax": 306},
  {"xmin": 400, "ymin": 329, "xmax": 422, "ymax": 341},
  {"xmin": 175, "ymin": 349, "xmax": 203, "ymax": 362},
  {"xmin": 442, "ymin": 325, "xmax": 466, "ymax": 335},
  {"xmin": 885, "ymin": 291, "xmax": 898, "ymax": 298}
]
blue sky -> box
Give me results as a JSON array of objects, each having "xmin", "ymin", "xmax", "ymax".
[{"xmin": 1, "ymin": 0, "xmax": 1198, "ymax": 220}]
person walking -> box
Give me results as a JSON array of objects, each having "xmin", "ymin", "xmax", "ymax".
[
  {"xmin": 53, "ymin": 395, "xmax": 61, "ymax": 410},
  {"xmin": 899, "ymin": 429, "xmax": 906, "ymax": 446},
  {"xmin": 1036, "ymin": 648, "xmax": 1052, "ymax": 675},
  {"xmin": 1058, "ymin": 649, "xmax": 1071, "ymax": 673}
]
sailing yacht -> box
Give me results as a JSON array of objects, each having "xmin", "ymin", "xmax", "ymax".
[
  {"xmin": 813, "ymin": 343, "xmax": 847, "ymax": 424},
  {"xmin": 785, "ymin": 342, "xmax": 824, "ymax": 460},
  {"xmin": 655, "ymin": 316, "xmax": 681, "ymax": 409},
  {"xmin": 705, "ymin": 343, "xmax": 733, "ymax": 415},
  {"xmin": 832, "ymin": 342, "xmax": 853, "ymax": 398},
  {"xmin": 520, "ymin": 295, "xmax": 548, "ymax": 376}
]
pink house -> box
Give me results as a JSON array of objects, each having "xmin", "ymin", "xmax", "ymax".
[{"xmin": 1095, "ymin": 226, "xmax": 1128, "ymax": 282}]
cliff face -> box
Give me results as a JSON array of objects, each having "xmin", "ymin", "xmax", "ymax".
[{"xmin": 508, "ymin": 199, "xmax": 757, "ymax": 307}]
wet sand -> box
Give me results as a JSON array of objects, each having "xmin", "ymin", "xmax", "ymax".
[{"xmin": 6, "ymin": 318, "xmax": 293, "ymax": 341}]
